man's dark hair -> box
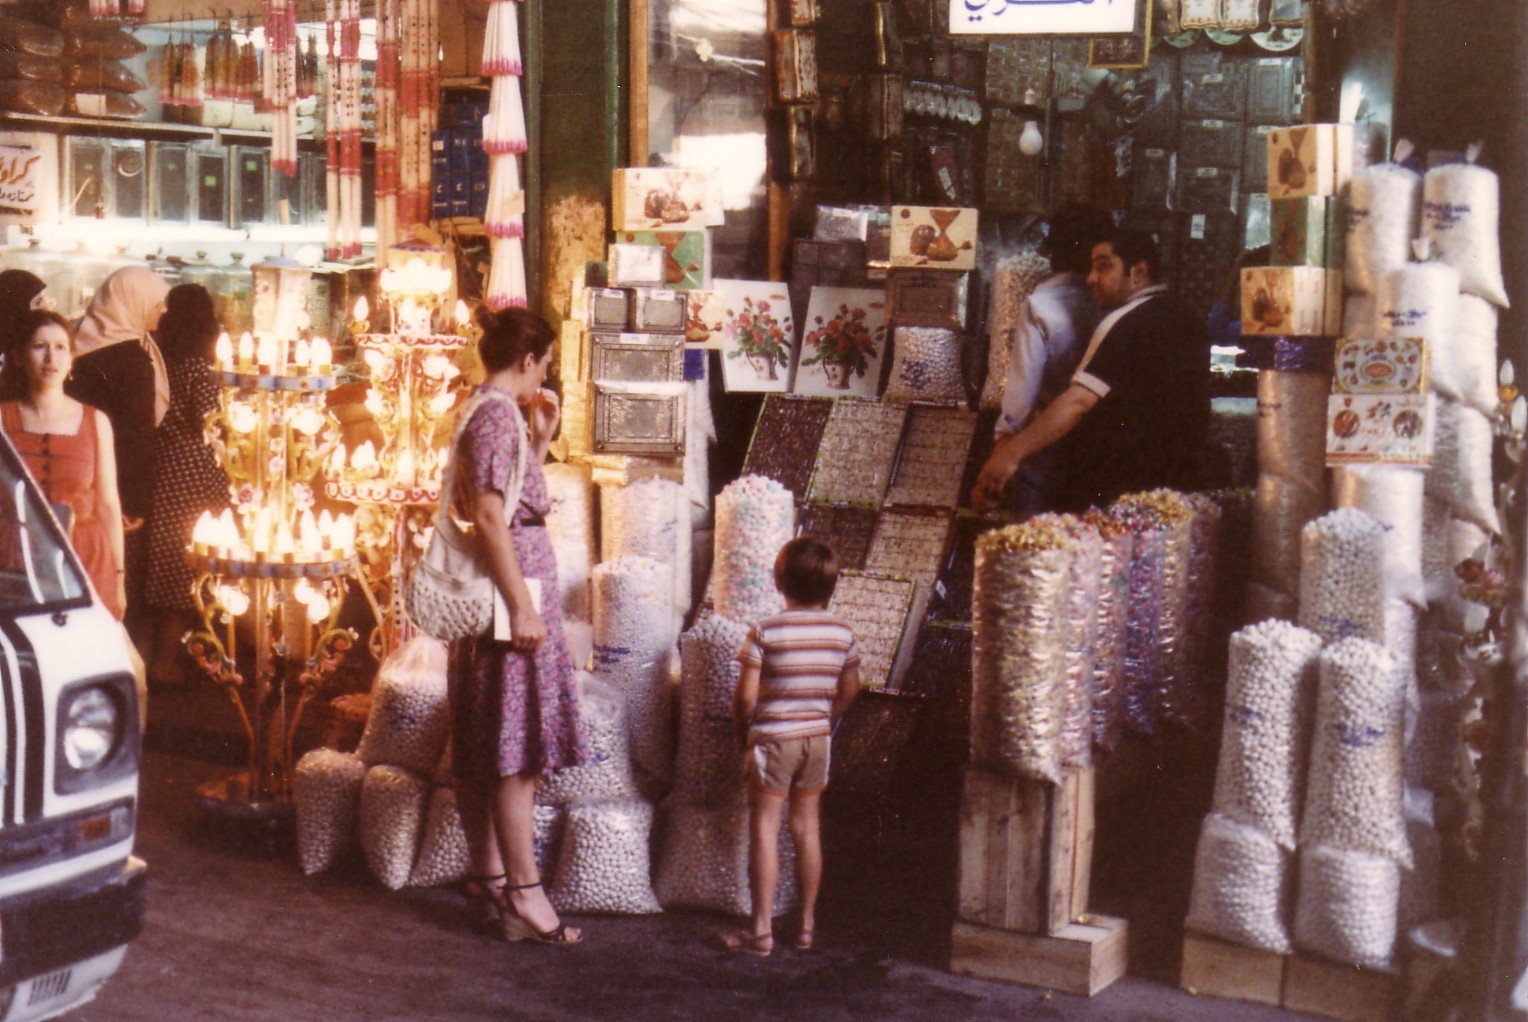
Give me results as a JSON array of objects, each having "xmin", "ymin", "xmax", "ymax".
[
  {"xmin": 774, "ymin": 537, "xmax": 840, "ymax": 606},
  {"xmin": 1100, "ymin": 227, "xmax": 1163, "ymax": 283},
  {"xmin": 1042, "ymin": 203, "xmax": 1115, "ymax": 275}
]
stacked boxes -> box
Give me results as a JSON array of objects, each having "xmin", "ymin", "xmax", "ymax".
[{"xmin": 430, "ymin": 101, "xmax": 489, "ymax": 221}]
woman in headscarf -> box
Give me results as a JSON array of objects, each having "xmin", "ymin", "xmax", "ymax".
[
  {"xmin": 67, "ymin": 265, "xmax": 170, "ymax": 635},
  {"xmin": 143, "ymin": 284, "xmax": 229, "ymax": 684}
]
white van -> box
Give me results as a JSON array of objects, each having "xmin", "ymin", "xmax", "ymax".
[{"xmin": 0, "ymin": 433, "xmax": 146, "ymax": 1020}]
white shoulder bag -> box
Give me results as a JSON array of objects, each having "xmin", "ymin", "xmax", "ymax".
[{"xmin": 405, "ymin": 389, "xmax": 529, "ymax": 641}]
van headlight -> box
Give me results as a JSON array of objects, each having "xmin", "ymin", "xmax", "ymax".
[{"xmin": 55, "ymin": 675, "xmax": 137, "ymax": 794}]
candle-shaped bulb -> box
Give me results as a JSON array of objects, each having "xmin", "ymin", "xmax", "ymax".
[
  {"xmin": 396, "ymin": 448, "xmax": 416, "ymax": 487},
  {"xmin": 299, "ymin": 509, "xmax": 320, "ymax": 556},
  {"xmin": 215, "ymin": 332, "xmax": 233, "ymax": 370},
  {"xmin": 318, "ymin": 508, "xmax": 335, "ymax": 539},
  {"xmin": 192, "ymin": 511, "xmax": 216, "ymax": 550},
  {"xmin": 312, "ymin": 336, "xmax": 332, "ymax": 370},
  {"xmin": 252, "ymin": 508, "xmax": 272, "ymax": 554},
  {"xmin": 354, "ymin": 296, "xmax": 368, "ymax": 321},
  {"xmin": 328, "ymin": 443, "xmax": 346, "ymax": 477},
  {"xmin": 275, "ymin": 521, "xmax": 295, "ymax": 556},
  {"xmin": 256, "ymin": 332, "xmax": 277, "ymax": 368},
  {"xmin": 455, "ymin": 299, "xmax": 470, "ymax": 331},
  {"xmin": 238, "ymin": 331, "xmax": 254, "ymax": 365},
  {"xmin": 294, "ymin": 338, "xmax": 311, "ymax": 369}
]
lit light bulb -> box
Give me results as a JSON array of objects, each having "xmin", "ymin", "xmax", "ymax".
[{"xmin": 215, "ymin": 332, "xmax": 233, "ymax": 370}]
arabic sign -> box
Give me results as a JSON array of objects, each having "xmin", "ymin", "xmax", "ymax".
[
  {"xmin": 949, "ymin": 0, "xmax": 1140, "ymax": 36},
  {"xmin": 0, "ymin": 134, "xmax": 55, "ymax": 225}
]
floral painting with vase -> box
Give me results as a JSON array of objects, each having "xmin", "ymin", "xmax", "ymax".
[
  {"xmin": 792, "ymin": 286, "xmax": 887, "ymax": 399},
  {"xmin": 717, "ymin": 279, "xmax": 794, "ymax": 392}
]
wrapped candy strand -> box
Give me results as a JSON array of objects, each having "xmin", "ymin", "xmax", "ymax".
[
  {"xmin": 713, "ymin": 475, "xmax": 794, "ymax": 624},
  {"xmin": 1186, "ymin": 812, "xmax": 1294, "ymax": 953},
  {"xmin": 971, "ymin": 522, "xmax": 1071, "ymax": 783},
  {"xmin": 1029, "ymin": 514, "xmax": 1102, "ymax": 768},
  {"xmin": 1301, "ymin": 638, "xmax": 1412, "ymax": 868},
  {"xmin": 1297, "ymin": 509, "xmax": 1386, "ymax": 645},
  {"xmin": 1082, "ymin": 510, "xmax": 1131, "ymax": 752},
  {"xmin": 1212, "ymin": 620, "xmax": 1323, "ymax": 849}
]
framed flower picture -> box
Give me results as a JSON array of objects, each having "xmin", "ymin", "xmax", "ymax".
[
  {"xmin": 716, "ymin": 279, "xmax": 795, "ymax": 392},
  {"xmin": 792, "ymin": 287, "xmax": 888, "ymax": 398}
]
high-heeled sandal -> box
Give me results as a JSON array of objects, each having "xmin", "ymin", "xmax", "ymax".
[
  {"xmin": 463, "ymin": 874, "xmax": 506, "ymax": 930},
  {"xmin": 497, "ymin": 881, "xmax": 583, "ymax": 946}
]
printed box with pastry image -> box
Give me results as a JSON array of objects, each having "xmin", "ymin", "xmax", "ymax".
[
  {"xmin": 890, "ymin": 206, "xmax": 979, "ymax": 270},
  {"xmin": 1240, "ymin": 266, "xmax": 1344, "ymax": 337},
  {"xmin": 1266, "ymin": 123, "xmax": 1353, "ymax": 199},
  {"xmin": 1269, "ymin": 196, "xmax": 1342, "ymax": 268},
  {"xmin": 612, "ymin": 230, "xmax": 710, "ymax": 290},
  {"xmin": 612, "ymin": 167, "xmax": 713, "ymax": 231},
  {"xmin": 1327, "ymin": 336, "xmax": 1434, "ymax": 466}
]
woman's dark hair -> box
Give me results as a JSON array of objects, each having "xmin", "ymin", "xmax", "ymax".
[
  {"xmin": 155, "ymin": 283, "xmax": 221, "ymax": 361},
  {"xmin": 0, "ymin": 270, "xmax": 46, "ymax": 356},
  {"xmin": 476, "ymin": 305, "xmax": 556, "ymax": 373},
  {"xmin": 774, "ymin": 536, "xmax": 840, "ymax": 607},
  {"xmin": 0, "ymin": 310, "xmax": 74, "ymax": 396}
]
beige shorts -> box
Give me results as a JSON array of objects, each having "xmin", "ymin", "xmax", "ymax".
[{"xmin": 746, "ymin": 735, "xmax": 830, "ymax": 797}]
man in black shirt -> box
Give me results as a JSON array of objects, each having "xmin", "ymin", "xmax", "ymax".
[{"xmin": 973, "ymin": 228, "xmax": 1210, "ymax": 513}]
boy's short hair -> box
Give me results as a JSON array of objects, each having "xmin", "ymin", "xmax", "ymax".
[{"xmin": 774, "ymin": 537, "xmax": 840, "ymax": 606}]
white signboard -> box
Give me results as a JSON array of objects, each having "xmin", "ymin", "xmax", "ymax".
[
  {"xmin": 0, "ymin": 134, "xmax": 56, "ymax": 225},
  {"xmin": 949, "ymin": 0, "xmax": 1140, "ymax": 36}
]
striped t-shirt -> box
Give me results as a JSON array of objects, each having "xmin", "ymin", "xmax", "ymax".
[{"xmin": 738, "ymin": 610, "xmax": 861, "ymax": 746}]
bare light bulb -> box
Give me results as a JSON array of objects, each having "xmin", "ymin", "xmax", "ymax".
[{"xmin": 1019, "ymin": 119, "xmax": 1044, "ymax": 156}]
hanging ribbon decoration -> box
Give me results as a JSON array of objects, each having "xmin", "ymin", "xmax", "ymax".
[
  {"xmin": 376, "ymin": 0, "xmax": 400, "ymax": 260},
  {"xmin": 324, "ymin": 0, "xmax": 363, "ymax": 260},
  {"xmin": 482, "ymin": 0, "xmax": 528, "ymax": 309},
  {"xmin": 262, "ymin": 0, "xmax": 299, "ymax": 177}
]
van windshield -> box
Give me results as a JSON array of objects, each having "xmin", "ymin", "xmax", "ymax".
[{"xmin": 0, "ymin": 436, "xmax": 91, "ymax": 613}]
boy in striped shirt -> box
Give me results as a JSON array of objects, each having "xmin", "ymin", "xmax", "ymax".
[{"xmin": 725, "ymin": 537, "xmax": 861, "ymax": 957}]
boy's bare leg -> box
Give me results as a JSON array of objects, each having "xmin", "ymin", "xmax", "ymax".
[
  {"xmin": 788, "ymin": 792, "xmax": 822, "ymax": 943},
  {"xmin": 748, "ymin": 789, "xmax": 787, "ymax": 942}
]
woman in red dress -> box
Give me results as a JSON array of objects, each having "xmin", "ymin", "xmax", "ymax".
[{"xmin": 0, "ymin": 311, "xmax": 125, "ymax": 617}]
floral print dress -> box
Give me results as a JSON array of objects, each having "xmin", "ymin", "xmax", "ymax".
[{"xmin": 449, "ymin": 391, "xmax": 586, "ymax": 780}]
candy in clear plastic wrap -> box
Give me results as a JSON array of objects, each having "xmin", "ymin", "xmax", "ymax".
[
  {"xmin": 360, "ymin": 763, "xmax": 431, "ymax": 891},
  {"xmin": 549, "ymin": 796, "xmax": 663, "ymax": 914},
  {"xmin": 1377, "ymin": 263, "xmax": 1460, "ymax": 399},
  {"xmin": 407, "ymin": 786, "xmax": 470, "ymax": 888},
  {"xmin": 1213, "ymin": 620, "xmax": 1323, "ymax": 850},
  {"xmin": 713, "ymin": 474, "xmax": 794, "ymax": 623},
  {"xmin": 1457, "ymin": 294, "xmax": 1500, "ymax": 417},
  {"xmin": 670, "ymin": 615, "xmax": 750, "ymax": 806},
  {"xmin": 1186, "ymin": 812, "xmax": 1294, "ymax": 953},
  {"xmin": 1251, "ymin": 472, "xmax": 1325, "ymax": 601},
  {"xmin": 295, "ymin": 748, "xmax": 367, "ymax": 875},
  {"xmin": 1030, "ymin": 513, "xmax": 1102, "ymax": 767},
  {"xmin": 1301, "ymin": 639, "xmax": 1412, "ymax": 868},
  {"xmin": 1244, "ymin": 580, "xmax": 1298, "ymax": 625},
  {"xmin": 1423, "ymin": 160, "xmax": 1508, "ymax": 308},
  {"xmin": 1116, "ymin": 491, "xmax": 1195, "ymax": 730},
  {"xmin": 1298, "ymin": 509, "xmax": 1386, "ymax": 645},
  {"xmin": 356, "ymin": 635, "xmax": 451, "ymax": 776},
  {"xmin": 884, "ymin": 326, "xmax": 966, "ymax": 404},
  {"xmin": 1344, "ymin": 162, "xmax": 1421, "ymax": 296},
  {"xmin": 1256, "ymin": 371, "xmax": 1331, "ymax": 492},
  {"xmin": 1331, "ymin": 465, "xmax": 1426, "ymax": 607},
  {"xmin": 971, "ymin": 522, "xmax": 1072, "ymax": 783},
  {"xmin": 600, "ymin": 476, "xmax": 688, "ymax": 613},
  {"xmin": 1294, "ymin": 843, "xmax": 1400, "ymax": 969},
  {"xmin": 544, "ymin": 462, "xmax": 597, "ymax": 622},
  {"xmin": 536, "ymin": 673, "xmax": 638, "ymax": 806},
  {"xmin": 981, "ymin": 251, "xmax": 1050, "ymax": 410},
  {"xmin": 652, "ymin": 795, "xmax": 799, "ymax": 916},
  {"xmin": 1454, "ymin": 405, "xmax": 1502, "ymax": 535},
  {"xmin": 592, "ymin": 557, "xmax": 677, "ymax": 796}
]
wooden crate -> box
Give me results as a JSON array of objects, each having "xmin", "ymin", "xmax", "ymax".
[
  {"xmin": 950, "ymin": 915, "xmax": 1128, "ymax": 997},
  {"xmin": 1283, "ymin": 953, "xmax": 1399, "ymax": 1022},
  {"xmin": 1180, "ymin": 930, "xmax": 1287, "ymax": 1008},
  {"xmin": 956, "ymin": 767, "xmax": 1094, "ymax": 935}
]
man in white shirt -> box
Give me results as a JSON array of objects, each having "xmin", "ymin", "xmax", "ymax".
[{"xmin": 977, "ymin": 203, "xmax": 1112, "ymax": 515}]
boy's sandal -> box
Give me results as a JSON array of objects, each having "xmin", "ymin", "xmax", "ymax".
[{"xmin": 723, "ymin": 930, "xmax": 774, "ymax": 957}]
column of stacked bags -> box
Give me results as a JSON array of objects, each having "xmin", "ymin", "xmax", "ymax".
[
  {"xmin": 57, "ymin": 10, "xmax": 149, "ymax": 119},
  {"xmin": 655, "ymin": 475, "xmax": 800, "ymax": 916},
  {"xmin": 1243, "ymin": 124, "xmax": 1354, "ymax": 623}
]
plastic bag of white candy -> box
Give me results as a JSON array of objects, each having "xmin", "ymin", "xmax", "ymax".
[
  {"xmin": 1423, "ymin": 158, "xmax": 1509, "ymax": 308},
  {"xmin": 883, "ymin": 326, "xmax": 966, "ymax": 404},
  {"xmin": 408, "ymin": 785, "xmax": 470, "ymax": 888},
  {"xmin": 295, "ymin": 748, "xmax": 367, "ymax": 875},
  {"xmin": 536, "ymin": 673, "xmax": 638, "ymax": 806},
  {"xmin": 1344, "ymin": 160, "xmax": 1420, "ymax": 296},
  {"xmin": 1294, "ymin": 842, "xmax": 1399, "ymax": 969},
  {"xmin": 652, "ymin": 797, "xmax": 798, "ymax": 917},
  {"xmin": 1212, "ymin": 621, "xmax": 1323, "ymax": 850},
  {"xmin": 548, "ymin": 796, "xmax": 662, "ymax": 915},
  {"xmin": 1185, "ymin": 812, "xmax": 1293, "ymax": 953},
  {"xmin": 1301, "ymin": 639, "xmax": 1412, "ymax": 868},
  {"xmin": 1298, "ymin": 509, "xmax": 1385, "ymax": 645},
  {"xmin": 356, "ymin": 635, "xmax": 451, "ymax": 776},
  {"xmin": 360, "ymin": 763, "xmax": 431, "ymax": 890}
]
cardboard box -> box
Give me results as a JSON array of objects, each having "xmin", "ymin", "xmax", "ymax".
[
  {"xmin": 1240, "ymin": 266, "xmax": 1343, "ymax": 337},
  {"xmin": 613, "ymin": 230, "xmax": 710, "ymax": 290},
  {"xmin": 607, "ymin": 243, "xmax": 666, "ymax": 287},
  {"xmin": 611, "ymin": 167, "xmax": 713, "ymax": 232},
  {"xmin": 1269, "ymin": 196, "xmax": 1342, "ymax": 267},
  {"xmin": 1328, "ymin": 336, "xmax": 1434, "ymax": 466},
  {"xmin": 1267, "ymin": 123, "xmax": 1354, "ymax": 199},
  {"xmin": 890, "ymin": 205, "xmax": 979, "ymax": 271}
]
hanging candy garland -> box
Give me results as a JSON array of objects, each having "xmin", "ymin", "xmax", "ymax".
[
  {"xmin": 375, "ymin": 0, "xmax": 401, "ymax": 259},
  {"xmin": 482, "ymin": 0, "xmax": 528, "ymax": 309},
  {"xmin": 263, "ymin": 0, "xmax": 299, "ymax": 176},
  {"xmin": 325, "ymin": 1, "xmax": 340, "ymax": 259}
]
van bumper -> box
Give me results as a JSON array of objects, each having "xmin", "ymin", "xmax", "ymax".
[{"xmin": 0, "ymin": 856, "xmax": 146, "ymax": 1013}]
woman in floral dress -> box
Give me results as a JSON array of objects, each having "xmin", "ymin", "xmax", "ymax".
[{"xmin": 450, "ymin": 306, "xmax": 586, "ymax": 946}]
